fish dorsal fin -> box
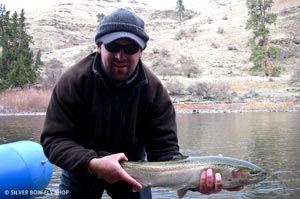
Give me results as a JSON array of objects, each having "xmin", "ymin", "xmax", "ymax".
[{"xmin": 171, "ymin": 155, "xmax": 189, "ymax": 161}]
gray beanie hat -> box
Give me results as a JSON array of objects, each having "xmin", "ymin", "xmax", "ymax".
[{"xmin": 95, "ymin": 8, "xmax": 149, "ymax": 49}]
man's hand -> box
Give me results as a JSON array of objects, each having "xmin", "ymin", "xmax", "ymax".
[
  {"xmin": 196, "ymin": 168, "xmax": 244, "ymax": 194},
  {"xmin": 87, "ymin": 153, "xmax": 142, "ymax": 191},
  {"xmin": 196, "ymin": 168, "xmax": 222, "ymax": 194}
]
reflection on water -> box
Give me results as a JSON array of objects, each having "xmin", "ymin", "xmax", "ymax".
[
  {"xmin": 0, "ymin": 112, "xmax": 300, "ymax": 198},
  {"xmin": 0, "ymin": 115, "xmax": 45, "ymax": 144},
  {"xmin": 176, "ymin": 113, "xmax": 300, "ymax": 199}
]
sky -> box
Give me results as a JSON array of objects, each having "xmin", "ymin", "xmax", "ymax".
[{"xmin": 1, "ymin": 0, "xmax": 178, "ymax": 12}]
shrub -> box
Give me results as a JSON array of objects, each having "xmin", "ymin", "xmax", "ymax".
[
  {"xmin": 152, "ymin": 48, "xmax": 160, "ymax": 54},
  {"xmin": 207, "ymin": 17, "xmax": 213, "ymax": 24},
  {"xmin": 164, "ymin": 79, "xmax": 185, "ymax": 95},
  {"xmin": 289, "ymin": 64, "xmax": 300, "ymax": 86},
  {"xmin": 217, "ymin": 27, "xmax": 224, "ymax": 34},
  {"xmin": 177, "ymin": 55, "xmax": 201, "ymax": 78},
  {"xmin": 271, "ymin": 66, "xmax": 282, "ymax": 77},
  {"xmin": 160, "ymin": 48, "xmax": 170, "ymax": 57},
  {"xmin": 188, "ymin": 26, "xmax": 198, "ymax": 34},
  {"xmin": 244, "ymin": 90, "xmax": 259, "ymax": 98},
  {"xmin": 189, "ymin": 82, "xmax": 232, "ymax": 100},
  {"xmin": 222, "ymin": 15, "xmax": 228, "ymax": 20},
  {"xmin": 211, "ymin": 42, "xmax": 219, "ymax": 48},
  {"xmin": 151, "ymin": 57, "xmax": 176, "ymax": 79},
  {"xmin": 42, "ymin": 58, "xmax": 64, "ymax": 88},
  {"xmin": 228, "ymin": 46, "xmax": 238, "ymax": 51},
  {"xmin": 175, "ymin": 29, "xmax": 186, "ymax": 40}
]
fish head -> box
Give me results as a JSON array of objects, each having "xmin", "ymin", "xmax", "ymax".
[
  {"xmin": 232, "ymin": 166, "xmax": 266, "ymax": 184},
  {"xmin": 222, "ymin": 161, "xmax": 267, "ymax": 188}
]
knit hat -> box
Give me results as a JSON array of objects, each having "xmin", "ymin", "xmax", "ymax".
[{"xmin": 95, "ymin": 8, "xmax": 149, "ymax": 49}]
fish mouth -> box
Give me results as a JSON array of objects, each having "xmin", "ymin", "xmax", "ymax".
[
  {"xmin": 260, "ymin": 171, "xmax": 267, "ymax": 178},
  {"xmin": 254, "ymin": 169, "xmax": 267, "ymax": 179},
  {"xmin": 246, "ymin": 171, "xmax": 267, "ymax": 185}
]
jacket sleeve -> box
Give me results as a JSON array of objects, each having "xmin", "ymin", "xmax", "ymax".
[
  {"xmin": 40, "ymin": 70, "xmax": 98, "ymax": 173},
  {"xmin": 143, "ymin": 81, "xmax": 182, "ymax": 161}
]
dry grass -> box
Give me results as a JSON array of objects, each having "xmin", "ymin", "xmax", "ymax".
[
  {"xmin": 0, "ymin": 88, "xmax": 52, "ymax": 113},
  {"xmin": 0, "ymin": 88, "xmax": 299, "ymax": 114}
]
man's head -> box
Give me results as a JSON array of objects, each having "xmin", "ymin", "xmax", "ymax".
[
  {"xmin": 95, "ymin": 8, "xmax": 149, "ymax": 82},
  {"xmin": 95, "ymin": 8, "xmax": 149, "ymax": 50}
]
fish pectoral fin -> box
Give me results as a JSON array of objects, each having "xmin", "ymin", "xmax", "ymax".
[
  {"xmin": 177, "ymin": 188, "xmax": 189, "ymax": 199},
  {"xmin": 171, "ymin": 155, "xmax": 189, "ymax": 161}
]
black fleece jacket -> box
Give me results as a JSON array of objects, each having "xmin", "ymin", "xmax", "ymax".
[{"xmin": 40, "ymin": 52, "xmax": 181, "ymax": 174}]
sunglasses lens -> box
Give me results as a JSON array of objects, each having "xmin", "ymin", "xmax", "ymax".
[
  {"xmin": 104, "ymin": 42, "xmax": 140, "ymax": 55},
  {"xmin": 104, "ymin": 42, "xmax": 120, "ymax": 53},
  {"xmin": 124, "ymin": 44, "xmax": 140, "ymax": 54}
]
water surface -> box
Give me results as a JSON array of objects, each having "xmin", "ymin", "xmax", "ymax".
[{"xmin": 0, "ymin": 112, "xmax": 299, "ymax": 198}]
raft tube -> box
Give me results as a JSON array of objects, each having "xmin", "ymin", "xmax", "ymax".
[{"xmin": 0, "ymin": 140, "xmax": 53, "ymax": 199}]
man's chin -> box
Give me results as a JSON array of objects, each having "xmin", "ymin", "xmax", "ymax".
[{"xmin": 112, "ymin": 75, "xmax": 128, "ymax": 82}]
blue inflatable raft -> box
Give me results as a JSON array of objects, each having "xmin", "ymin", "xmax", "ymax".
[{"xmin": 0, "ymin": 140, "xmax": 53, "ymax": 199}]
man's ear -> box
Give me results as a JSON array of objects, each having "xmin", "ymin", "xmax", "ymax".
[
  {"xmin": 140, "ymin": 49, "xmax": 143, "ymax": 58},
  {"xmin": 97, "ymin": 45, "xmax": 101, "ymax": 53}
]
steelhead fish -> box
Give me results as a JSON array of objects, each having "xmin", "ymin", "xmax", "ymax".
[{"xmin": 121, "ymin": 156, "xmax": 267, "ymax": 198}]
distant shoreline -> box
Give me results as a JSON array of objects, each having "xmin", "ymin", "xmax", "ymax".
[
  {"xmin": 0, "ymin": 87, "xmax": 299, "ymax": 115},
  {"xmin": 173, "ymin": 100, "xmax": 300, "ymax": 114},
  {"xmin": 1, "ymin": 100, "xmax": 299, "ymax": 116}
]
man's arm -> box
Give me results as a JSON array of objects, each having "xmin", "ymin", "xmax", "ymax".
[{"xmin": 41, "ymin": 72, "xmax": 98, "ymax": 173}]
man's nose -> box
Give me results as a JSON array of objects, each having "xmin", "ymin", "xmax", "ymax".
[{"xmin": 114, "ymin": 49, "xmax": 127, "ymax": 61}]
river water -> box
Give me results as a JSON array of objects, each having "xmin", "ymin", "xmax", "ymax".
[{"xmin": 0, "ymin": 112, "xmax": 300, "ymax": 199}]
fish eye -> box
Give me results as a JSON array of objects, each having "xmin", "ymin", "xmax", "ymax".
[{"xmin": 249, "ymin": 170, "xmax": 258, "ymax": 175}]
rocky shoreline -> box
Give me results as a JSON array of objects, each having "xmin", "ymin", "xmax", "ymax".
[{"xmin": 173, "ymin": 100, "xmax": 300, "ymax": 114}]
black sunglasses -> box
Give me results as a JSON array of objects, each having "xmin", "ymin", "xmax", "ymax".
[{"xmin": 104, "ymin": 42, "xmax": 140, "ymax": 55}]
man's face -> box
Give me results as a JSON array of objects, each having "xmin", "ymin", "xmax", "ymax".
[{"xmin": 98, "ymin": 39, "xmax": 142, "ymax": 81}]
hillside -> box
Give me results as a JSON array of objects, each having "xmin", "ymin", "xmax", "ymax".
[{"xmin": 24, "ymin": 0, "xmax": 300, "ymax": 103}]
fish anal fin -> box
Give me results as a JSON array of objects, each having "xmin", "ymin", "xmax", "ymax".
[{"xmin": 171, "ymin": 184, "xmax": 190, "ymax": 198}]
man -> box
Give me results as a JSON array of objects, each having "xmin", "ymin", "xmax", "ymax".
[{"xmin": 41, "ymin": 8, "xmax": 239, "ymax": 199}]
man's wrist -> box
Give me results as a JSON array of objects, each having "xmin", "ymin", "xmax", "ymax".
[{"xmin": 87, "ymin": 158, "xmax": 97, "ymax": 174}]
